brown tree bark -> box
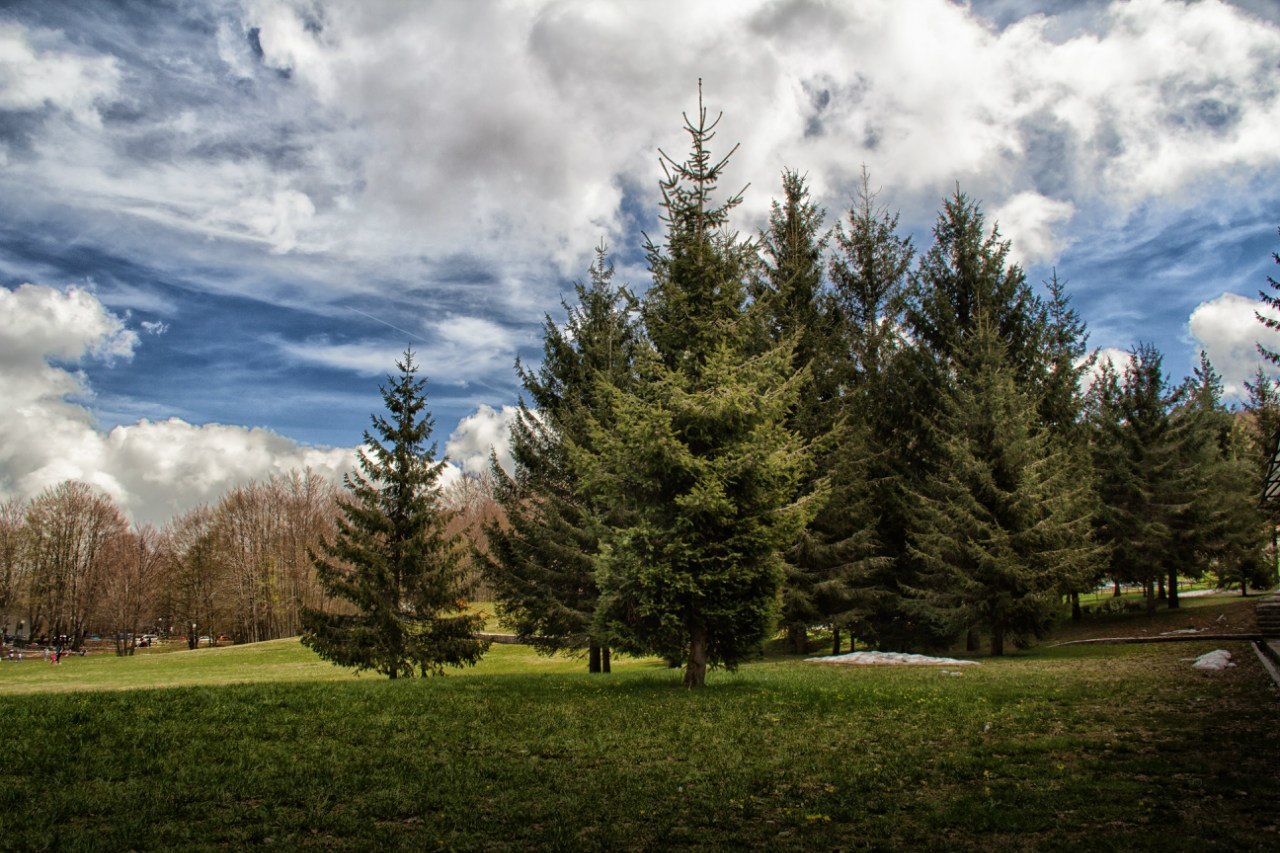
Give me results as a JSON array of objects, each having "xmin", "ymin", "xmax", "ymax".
[
  {"xmin": 684, "ymin": 623, "xmax": 708, "ymax": 688},
  {"xmin": 990, "ymin": 624, "xmax": 1005, "ymax": 657}
]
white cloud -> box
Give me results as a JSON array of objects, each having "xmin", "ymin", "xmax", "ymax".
[
  {"xmin": 993, "ymin": 192, "xmax": 1076, "ymax": 265},
  {"xmin": 1188, "ymin": 291, "xmax": 1280, "ymax": 397},
  {"xmin": 277, "ymin": 315, "xmax": 521, "ymax": 383},
  {"xmin": 444, "ymin": 404, "xmax": 520, "ymax": 478},
  {"xmin": 0, "ymin": 23, "xmax": 121, "ymax": 125},
  {"xmin": 1079, "ymin": 346, "xmax": 1134, "ymax": 391},
  {"xmin": 0, "ymin": 283, "xmax": 357, "ymax": 524}
]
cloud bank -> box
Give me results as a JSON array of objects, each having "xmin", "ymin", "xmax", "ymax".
[{"xmin": 0, "ymin": 283, "xmax": 357, "ymax": 524}]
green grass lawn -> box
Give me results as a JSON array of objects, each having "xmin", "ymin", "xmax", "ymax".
[{"xmin": 1, "ymin": 606, "xmax": 1278, "ymax": 851}]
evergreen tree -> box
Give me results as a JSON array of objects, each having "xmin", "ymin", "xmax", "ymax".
[
  {"xmin": 1244, "ymin": 368, "xmax": 1280, "ymax": 478},
  {"xmin": 907, "ymin": 188, "xmax": 1043, "ymax": 382},
  {"xmin": 479, "ymin": 245, "xmax": 637, "ymax": 672},
  {"xmin": 1088, "ymin": 345, "xmax": 1190, "ymax": 613},
  {"xmin": 584, "ymin": 88, "xmax": 807, "ymax": 687},
  {"xmin": 807, "ymin": 168, "xmax": 916, "ymax": 651},
  {"xmin": 1174, "ymin": 354, "xmax": 1269, "ymax": 598},
  {"xmin": 301, "ymin": 350, "xmax": 486, "ymax": 678},
  {"xmin": 906, "ymin": 321, "xmax": 1101, "ymax": 655},
  {"xmin": 892, "ymin": 187, "xmax": 1051, "ymax": 649},
  {"xmin": 754, "ymin": 169, "xmax": 838, "ymax": 653},
  {"xmin": 830, "ymin": 167, "xmax": 914, "ymax": 385},
  {"xmin": 1036, "ymin": 270, "xmax": 1102, "ymax": 619}
]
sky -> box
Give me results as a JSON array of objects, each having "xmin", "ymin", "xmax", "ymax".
[{"xmin": 3, "ymin": 0, "xmax": 1280, "ymax": 525}]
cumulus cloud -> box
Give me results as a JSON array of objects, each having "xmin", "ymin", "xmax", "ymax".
[
  {"xmin": 993, "ymin": 192, "xmax": 1076, "ymax": 264},
  {"xmin": 444, "ymin": 404, "xmax": 520, "ymax": 478},
  {"xmin": 1079, "ymin": 345, "xmax": 1134, "ymax": 391},
  {"xmin": 1188, "ymin": 291, "xmax": 1280, "ymax": 397},
  {"xmin": 0, "ymin": 283, "xmax": 357, "ymax": 524}
]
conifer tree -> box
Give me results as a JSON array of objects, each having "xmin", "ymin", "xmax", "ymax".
[
  {"xmin": 479, "ymin": 245, "xmax": 637, "ymax": 672},
  {"xmin": 1088, "ymin": 344, "xmax": 1190, "ymax": 613},
  {"xmin": 907, "ymin": 188, "xmax": 1043, "ymax": 382},
  {"xmin": 301, "ymin": 350, "xmax": 486, "ymax": 678},
  {"xmin": 1036, "ymin": 270, "xmax": 1102, "ymax": 618},
  {"xmin": 906, "ymin": 321, "xmax": 1101, "ymax": 655},
  {"xmin": 802, "ymin": 169, "xmax": 916, "ymax": 651},
  {"xmin": 583, "ymin": 87, "xmax": 807, "ymax": 687},
  {"xmin": 754, "ymin": 169, "xmax": 839, "ymax": 653},
  {"xmin": 895, "ymin": 188, "xmax": 1050, "ymax": 649},
  {"xmin": 1172, "ymin": 354, "xmax": 1267, "ymax": 599}
]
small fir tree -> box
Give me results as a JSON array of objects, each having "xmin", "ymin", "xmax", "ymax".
[{"xmin": 301, "ymin": 350, "xmax": 486, "ymax": 678}]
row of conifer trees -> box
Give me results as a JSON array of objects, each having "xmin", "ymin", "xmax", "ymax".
[{"xmin": 474, "ymin": 96, "xmax": 1276, "ymax": 684}]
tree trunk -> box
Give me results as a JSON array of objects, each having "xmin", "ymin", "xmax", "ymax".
[
  {"xmin": 1167, "ymin": 569, "xmax": 1179, "ymax": 609},
  {"xmin": 966, "ymin": 627, "xmax": 979, "ymax": 652},
  {"xmin": 602, "ymin": 646, "xmax": 611, "ymax": 674},
  {"xmin": 1070, "ymin": 592, "xmax": 1082, "ymax": 622},
  {"xmin": 1144, "ymin": 579, "xmax": 1157, "ymax": 614},
  {"xmin": 831, "ymin": 624, "xmax": 841, "ymax": 656},
  {"xmin": 1157, "ymin": 576, "xmax": 1166, "ymax": 602},
  {"xmin": 1113, "ymin": 579, "xmax": 1122, "ymax": 597},
  {"xmin": 787, "ymin": 623, "xmax": 808, "ymax": 655},
  {"xmin": 684, "ymin": 624, "xmax": 708, "ymax": 688},
  {"xmin": 990, "ymin": 624, "xmax": 1005, "ymax": 657},
  {"xmin": 588, "ymin": 641, "xmax": 601, "ymax": 674}
]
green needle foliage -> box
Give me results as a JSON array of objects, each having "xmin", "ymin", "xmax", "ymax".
[
  {"xmin": 301, "ymin": 350, "xmax": 487, "ymax": 678},
  {"xmin": 480, "ymin": 244, "xmax": 638, "ymax": 672},
  {"xmin": 583, "ymin": 87, "xmax": 808, "ymax": 687},
  {"xmin": 906, "ymin": 322, "xmax": 1103, "ymax": 655}
]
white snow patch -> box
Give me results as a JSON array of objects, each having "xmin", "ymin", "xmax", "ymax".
[
  {"xmin": 1191, "ymin": 650, "xmax": 1235, "ymax": 671},
  {"xmin": 806, "ymin": 651, "xmax": 980, "ymax": 667}
]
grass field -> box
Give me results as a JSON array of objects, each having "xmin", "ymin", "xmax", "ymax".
[{"xmin": 1, "ymin": 597, "xmax": 1277, "ymax": 851}]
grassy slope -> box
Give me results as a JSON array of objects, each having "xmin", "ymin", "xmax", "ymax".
[{"xmin": 1, "ymin": 599, "xmax": 1277, "ymax": 851}]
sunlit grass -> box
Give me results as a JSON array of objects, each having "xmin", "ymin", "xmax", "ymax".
[{"xmin": 1, "ymin": 600, "xmax": 1277, "ymax": 849}]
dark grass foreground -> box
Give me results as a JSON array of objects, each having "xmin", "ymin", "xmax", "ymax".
[{"xmin": 1, "ymin": 638, "xmax": 1277, "ymax": 851}]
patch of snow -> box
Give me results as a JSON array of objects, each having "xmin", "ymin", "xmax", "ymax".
[
  {"xmin": 806, "ymin": 651, "xmax": 980, "ymax": 666},
  {"xmin": 1191, "ymin": 650, "xmax": 1235, "ymax": 671},
  {"xmin": 1162, "ymin": 628, "xmax": 1202, "ymax": 635}
]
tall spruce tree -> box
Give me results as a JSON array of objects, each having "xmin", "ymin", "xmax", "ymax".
[
  {"xmin": 582, "ymin": 87, "xmax": 807, "ymax": 687},
  {"xmin": 1088, "ymin": 344, "xmax": 1191, "ymax": 613},
  {"xmin": 895, "ymin": 188, "xmax": 1053, "ymax": 649},
  {"xmin": 1036, "ymin": 270, "xmax": 1102, "ymax": 619},
  {"xmin": 906, "ymin": 321, "xmax": 1101, "ymax": 655},
  {"xmin": 754, "ymin": 169, "xmax": 838, "ymax": 653},
  {"xmin": 479, "ymin": 245, "xmax": 637, "ymax": 672},
  {"xmin": 807, "ymin": 168, "xmax": 916, "ymax": 652},
  {"xmin": 301, "ymin": 350, "xmax": 486, "ymax": 678}
]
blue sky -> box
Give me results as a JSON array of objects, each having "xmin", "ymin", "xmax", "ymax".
[{"xmin": 2, "ymin": 0, "xmax": 1280, "ymax": 523}]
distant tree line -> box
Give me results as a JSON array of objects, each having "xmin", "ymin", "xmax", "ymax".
[{"xmin": 0, "ymin": 469, "xmax": 495, "ymax": 655}]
